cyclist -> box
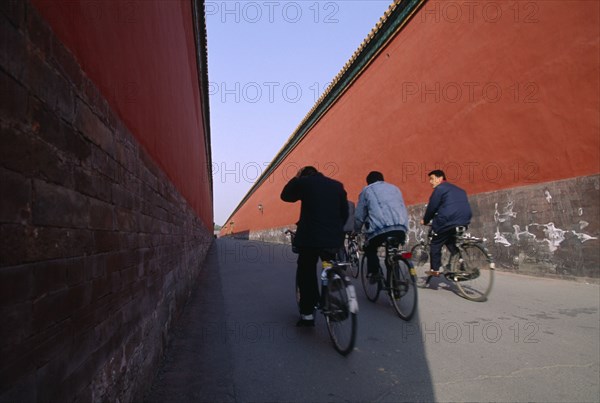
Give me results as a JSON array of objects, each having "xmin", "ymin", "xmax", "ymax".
[
  {"xmin": 340, "ymin": 200, "xmax": 356, "ymax": 257},
  {"xmin": 355, "ymin": 171, "xmax": 409, "ymax": 282},
  {"xmin": 420, "ymin": 169, "xmax": 472, "ymax": 277},
  {"xmin": 281, "ymin": 166, "xmax": 349, "ymax": 327}
]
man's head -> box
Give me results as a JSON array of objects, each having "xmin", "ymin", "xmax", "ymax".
[
  {"xmin": 299, "ymin": 166, "xmax": 318, "ymax": 177},
  {"xmin": 428, "ymin": 169, "xmax": 446, "ymax": 188},
  {"xmin": 366, "ymin": 171, "xmax": 384, "ymax": 185}
]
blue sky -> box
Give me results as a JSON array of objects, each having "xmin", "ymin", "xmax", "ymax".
[{"xmin": 206, "ymin": 1, "xmax": 392, "ymax": 225}]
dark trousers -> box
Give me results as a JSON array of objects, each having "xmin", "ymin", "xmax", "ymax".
[
  {"xmin": 430, "ymin": 228, "xmax": 460, "ymax": 271},
  {"xmin": 365, "ymin": 230, "xmax": 406, "ymax": 274},
  {"xmin": 296, "ymin": 248, "xmax": 336, "ymax": 315}
]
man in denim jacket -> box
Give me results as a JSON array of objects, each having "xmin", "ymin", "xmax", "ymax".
[{"xmin": 355, "ymin": 171, "xmax": 409, "ymax": 279}]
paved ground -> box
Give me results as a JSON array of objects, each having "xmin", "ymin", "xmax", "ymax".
[{"xmin": 145, "ymin": 238, "xmax": 599, "ymax": 402}]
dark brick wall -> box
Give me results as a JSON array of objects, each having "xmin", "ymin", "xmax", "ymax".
[
  {"xmin": 1, "ymin": 2, "xmax": 213, "ymax": 401},
  {"xmin": 250, "ymin": 176, "xmax": 599, "ymax": 279}
]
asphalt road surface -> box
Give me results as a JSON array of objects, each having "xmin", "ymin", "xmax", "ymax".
[{"xmin": 145, "ymin": 238, "xmax": 599, "ymax": 402}]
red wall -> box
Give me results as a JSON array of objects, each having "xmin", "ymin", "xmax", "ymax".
[
  {"xmin": 224, "ymin": 0, "xmax": 599, "ymax": 234},
  {"xmin": 31, "ymin": 0, "xmax": 213, "ymax": 226}
]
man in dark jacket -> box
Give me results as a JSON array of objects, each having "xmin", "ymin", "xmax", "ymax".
[
  {"xmin": 281, "ymin": 166, "xmax": 349, "ymax": 326},
  {"xmin": 421, "ymin": 170, "xmax": 472, "ymax": 277}
]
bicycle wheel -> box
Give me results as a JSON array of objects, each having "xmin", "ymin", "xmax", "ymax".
[
  {"xmin": 324, "ymin": 270, "xmax": 357, "ymax": 355},
  {"xmin": 388, "ymin": 258, "xmax": 418, "ymax": 321},
  {"xmin": 347, "ymin": 239, "xmax": 360, "ymax": 278},
  {"xmin": 410, "ymin": 243, "xmax": 430, "ymax": 287},
  {"xmin": 451, "ymin": 243, "xmax": 494, "ymax": 302},
  {"xmin": 360, "ymin": 255, "xmax": 380, "ymax": 302}
]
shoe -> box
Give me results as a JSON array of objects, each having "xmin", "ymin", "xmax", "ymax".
[
  {"xmin": 296, "ymin": 314, "xmax": 315, "ymax": 327},
  {"xmin": 425, "ymin": 270, "xmax": 441, "ymax": 277}
]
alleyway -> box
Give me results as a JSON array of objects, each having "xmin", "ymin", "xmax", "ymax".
[{"xmin": 145, "ymin": 238, "xmax": 599, "ymax": 402}]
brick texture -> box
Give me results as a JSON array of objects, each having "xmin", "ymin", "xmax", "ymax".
[{"xmin": 0, "ymin": 3, "xmax": 213, "ymax": 402}]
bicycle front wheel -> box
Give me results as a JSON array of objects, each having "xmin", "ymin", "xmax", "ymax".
[
  {"xmin": 451, "ymin": 244, "xmax": 494, "ymax": 302},
  {"xmin": 324, "ymin": 270, "xmax": 357, "ymax": 355},
  {"xmin": 388, "ymin": 258, "xmax": 418, "ymax": 321},
  {"xmin": 347, "ymin": 240, "xmax": 360, "ymax": 278},
  {"xmin": 410, "ymin": 243, "xmax": 430, "ymax": 287},
  {"xmin": 360, "ymin": 255, "xmax": 380, "ymax": 302}
]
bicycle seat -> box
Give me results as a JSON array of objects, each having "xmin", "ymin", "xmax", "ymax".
[
  {"xmin": 386, "ymin": 237, "xmax": 402, "ymax": 248},
  {"xmin": 455, "ymin": 226, "xmax": 467, "ymax": 236}
]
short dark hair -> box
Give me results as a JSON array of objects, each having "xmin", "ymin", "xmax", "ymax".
[
  {"xmin": 428, "ymin": 170, "xmax": 446, "ymax": 180},
  {"xmin": 300, "ymin": 166, "xmax": 318, "ymax": 177},
  {"xmin": 366, "ymin": 171, "xmax": 384, "ymax": 184}
]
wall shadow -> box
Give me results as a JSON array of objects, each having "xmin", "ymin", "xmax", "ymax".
[{"xmin": 149, "ymin": 238, "xmax": 436, "ymax": 402}]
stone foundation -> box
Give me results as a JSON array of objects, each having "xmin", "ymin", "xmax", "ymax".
[{"xmin": 245, "ymin": 176, "xmax": 599, "ymax": 279}]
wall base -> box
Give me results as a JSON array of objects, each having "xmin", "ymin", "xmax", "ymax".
[{"xmin": 245, "ymin": 175, "xmax": 599, "ymax": 278}]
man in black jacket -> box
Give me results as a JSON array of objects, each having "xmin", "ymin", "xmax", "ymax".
[
  {"xmin": 421, "ymin": 170, "xmax": 472, "ymax": 277},
  {"xmin": 281, "ymin": 166, "xmax": 349, "ymax": 326}
]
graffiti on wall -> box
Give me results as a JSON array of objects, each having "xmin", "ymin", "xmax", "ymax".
[
  {"xmin": 406, "ymin": 176, "xmax": 599, "ymax": 277},
  {"xmin": 493, "ymin": 201, "xmax": 597, "ymax": 252}
]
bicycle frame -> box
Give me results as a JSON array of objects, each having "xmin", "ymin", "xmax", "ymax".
[
  {"xmin": 411, "ymin": 226, "xmax": 494, "ymax": 302},
  {"xmin": 320, "ymin": 260, "xmax": 358, "ymax": 314},
  {"xmin": 286, "ymin": 229, "xmax": 358, "ymax": 355},
  {"xmin": 360, "ymin": 236, "xmax": 418, "ymax": 320}
]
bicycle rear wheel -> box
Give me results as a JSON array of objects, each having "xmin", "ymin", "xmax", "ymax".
[
  {"xmin": 388, "ymin": 258, "xmax": 418, "ymax": 321},
  {"xmin": 360, "ymin": 255, "xmax": 380, "ymax": 302},
  {"xmin": 451, "ymin": 244, "xmax": 494, "ymax": 302},
  {"xmin": 324, "ymin": 270, "xmax": 357, "ymax": 355},
  {"xmin": 410, "ymin": 243, "xmax": 430, "ymax": 287}
]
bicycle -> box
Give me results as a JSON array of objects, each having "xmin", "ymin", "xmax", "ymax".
[
  {"xmin": 360, "ymin": 236, "xmax": 418, "ymax": 321},
  {"xmin": 285, "ymin": 229, "xmax": 358, "ymax": 355},
  {"xmin": 410, "ymin": 226, "xmax": 495, "ymax": 302},
  {"xmin": 341, "ymin": 232, "xmax": 362, "ymax": 278}
]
